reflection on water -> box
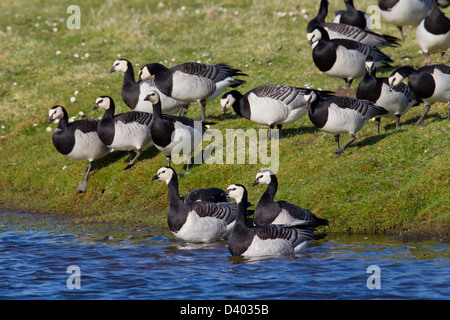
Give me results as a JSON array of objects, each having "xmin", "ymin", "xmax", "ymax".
[{"xmin": 0, "ymin": 210, "xmax": 448, "ymax": 300}]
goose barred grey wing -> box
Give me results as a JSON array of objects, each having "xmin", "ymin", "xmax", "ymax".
[
  {"xmin": 277, "ymin": 201, "xmax": 329, "ymax": 227},
  {"xmin": 190, "ymin": 201, "xmax": 237, "ymax": 225},
  {"xmin": 249, "ymin": 85, "xmax": 309, "ymax": 109},
  {"xmin": 116, "ymin": 111, "xmax": 153, "ymax": 126},
  {"xmin": 332, "ymin": 96, "xmax": 388, "ymax": 119},
  {"xmin": 254, "ymin": 224, "xmax": 324, "ymax": 244},
  {"xmin": 173, "ymin": 62, "xmax": 247, "ymax": 83},
  {"xmin": 69, "ymin": 119, "xmax": 99, "ymax": 134},
  {"xmin": 322, "ymin": 22, "xmax": 400, "ymax": 47}
]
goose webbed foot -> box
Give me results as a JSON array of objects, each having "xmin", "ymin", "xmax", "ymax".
[{"xmin": 77, "ymin": 180, "xmax": 88, "ymax": 193}]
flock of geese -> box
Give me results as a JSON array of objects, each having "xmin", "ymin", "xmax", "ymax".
[{"xmin": 48, "ymin": 0, "xmax": 449, "ymax": 257}]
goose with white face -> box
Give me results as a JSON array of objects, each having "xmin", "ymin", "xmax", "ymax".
[{"xmin": 110, "ymin": 59, "xmax": 129, "ymax": 73}]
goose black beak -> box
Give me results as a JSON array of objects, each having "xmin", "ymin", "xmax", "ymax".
[
  {"xmin": 308, "ymin": 40, "xmax": 313, "ymax": 47},
  {"xmin": 151, "ymin": 174, "xmax": 159, "ymax": 181},
  {"xmin": 48, "ymin": 118, "xmax": 54, "ymax": 124},
  {"xmin": 93, "ymin": 103, "xmax": 99, "ymax": 110},
  {"xmin": 143, "ymin": 94, "xmax": 150, "ymax": 102},
  {"xmin": 110, "ymin": 66, "xmax": 116, "ymax": 73},
  {"xmin": 251, "ymin": 179, "xmax": 259, "ymax": 186}
]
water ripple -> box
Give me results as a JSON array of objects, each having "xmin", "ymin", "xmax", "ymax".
[{"xmin": 0, "ymin": 211, "xmax": 448, "ymax": 300}]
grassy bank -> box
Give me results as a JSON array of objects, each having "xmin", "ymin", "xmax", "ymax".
[{"xmin": 0, "ymin": 0, "xmax": 448, "ymax": 239}]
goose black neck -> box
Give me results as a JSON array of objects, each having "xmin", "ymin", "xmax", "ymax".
[
  {"xmin": 102, "ymin": 100, "xmax": 116, "ymax": 121},
  {"xmin": 123, "ymin": 62, "xmax": 136, "ymax": 85},
  {"xmin": 236, "ymin": 191, "xmax": 249, "ymax": 227},
  {"xmin": 167, "ymin": 173, "xmax": 184, "ymax": 210},
  {"xmin": 57, "ymin": 108, "xmax": 69, "ymax": 129},
  {"xmin": 152, "ymin": 99, "xmax": 163, "ymax": 120},
  {"xmin": 260, "ymin": 175, "xmax": 278, "ymax": 203}
]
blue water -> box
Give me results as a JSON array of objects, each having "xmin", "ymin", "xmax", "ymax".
[{"xmin": 0, "ymin": 210, "xmax": 448, "ymax": 300}]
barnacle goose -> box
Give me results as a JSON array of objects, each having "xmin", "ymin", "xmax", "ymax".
[
  {"xmin": 307, "ymin": 26, "xmax": 393, "ymax": 88},
  {"xmin": 356, "ymin": 57, "xmax": 421, "ymax": 133},
  {"xmin": 308, "ymin": 0, "xmax": 400, "ymax": 47},
  {"xmin": 48, "ymin": 105, "xmax": 110, "ymax": 193},
  {"xmin": 144, "ymin": 90, "xmax": 207, "ymax": 172},
  {"xmin": 389, "ymin": 64, "xmax": 450, "ymax": 125},
  {"xmin": 93, "ymin": 96, "xmax": 153, "ymax": 170},
  {"xmin": 305, "ymin": 91, "xmax": 388, "ymax": 155},
  {"xmin": 152, "ymin": 167, "xmax": 238, "ymax": 243},
  {"xmin": 138, "ymin": 62, "xmax": 247, "ymax": 122},
  {"xmin": 379, "ymin": 0, "xmax": 433, "ymax": 41},
  {"xmin": 225, "ymin": 184, "xmax": 326, "ymax": 257},
  {"xmin": 110, "ymin": 59, "xmax": 189, "ymax": 116},
  {"xmin": 415, "ymin": 0, "xmax": 450, "ymax": 64},
  {"xmin": 220, "ymin": 84, "xmax": 316, "ymax": 139},
  {"xmin": 252, "ymin": 169, "xmax": 329, "ymax": 228},
  {"xmin": 333, "ymin": 0, "xmax": 371, "ymax": 30}
]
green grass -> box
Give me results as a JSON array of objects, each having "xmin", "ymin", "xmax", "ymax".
[{"xmin": 0, "ymin": 0, "xmax": 448, "ymax": 239}]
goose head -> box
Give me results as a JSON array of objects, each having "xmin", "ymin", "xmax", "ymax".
[
  {"xmin": 48, "ymin": 105, "xmax": 65, "ymax": 123},
  {"xmin": 110, "ymin": 59, "xmax": 130, "ymax": 73},
  {"xmin": 303, "ymin": 90, "xmax": 318, "ymax": 109},
  {"xmin": 307, "ymin": 27, "xmax": 326, "ymax": 48},
  {"xmin": 93, "ymin": 96, "xmax": 113, "ymax": 110},
  {"xmin": 252, "ymin": 169, "xmax": 274, "ymax": 186},
  {"xmin": 364, "ymin": 56, "xmax": 376, "ymax": 76},
  {"xmin": 152, "ymin": 167, "xmax": 176, "ymax": 184},
  {"xmin": 143, "ymin": 90, "xmax": 160, "ymax": 104},
  {"xmin": 220, "ymin": 91, "xmax": 239, "ymax": 114},
  {"xmin": 226, "ymin": 184, "xmax": 246, "ymax": 204},
  {"xmin": 138, "ymin": 63, "xmax": 168, "ymax": 81}
]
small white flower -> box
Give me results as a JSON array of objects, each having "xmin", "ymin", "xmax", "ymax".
[
  {"xmin": 33, "ymin": 123, "xmax": 38, "ymax": 127},
  {"xmin": 46, "ymin": 127, "xmax": 52, "ymax": 132},
  {"xmin": 78, "ymin": 111, "xmax": 84, "ymax": 116},
  {"xmin": 62, "ymin": 166, "xmax": 67, "ymax": 170},
  {"xmin": 56, "ymin": 50, "xmax": 62, "ymax": 55},
  {"xmin": 301, "ymin": 8, "xmax": 307, "ymax": 14},
  {"xmin": 6, "ymin": 26, "xmax": 12, "ymax": 31},
  {"xmin": 181, "ymin": 5, "xmax": 186, "ymax": 10},
  {"xmin": 70, "ymin": 96, "xmax": 76, "ymax": 103},
  {"xmin": 84, "ymin": 53, "xmax": 89, "ymax": 58},
  {"xmin": 117, "ymin": 53, "xmax": 121, "ymax": 57},
  {"xmin": 53, "ymin": 27, "xmax": 58, "ymax": 32},
  {"xmin": 81, "ymin": 42, "xmax": 85, "ymax": 46},
  {"xmin": 73, "ymin": 53, "xmax": 79, "ymax": 58},
  {"xmin": 74, "ymin": 90, "xmax": 79, "ymax": 95},
  {"xmin": 13, "ymin": 82, "xmax": 17, "ymax": 86}
]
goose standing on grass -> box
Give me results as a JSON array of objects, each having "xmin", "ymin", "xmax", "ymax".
[
  {"xmin": 48, "ymin": 105, "xmax": 110, "ymax": 193},
  {"xmin": 378, "ymin": 0, "xmax": 433, "ymax": 41},
  {"xmin": 110, "ymin": 59, "xmax": 189, "ymax": 116},
  {"xmin": 389, "ymin": 64, "xmax": 450, "ymax": 125},
  {"xmin": 152, "ymin": 167, "xmax": 238, "ymax": 243},
  {"xmin": 225, "ymin": 184, "xmax": 326, "ymax": 257},
  {"xmin": 356, "ymin": 57, "xmax": 421, "ymax": 133},
  {"xmin": 144, "ymin": 90, "xmax": 207, "ymax": 173},
  {"xmin": 138, "ymin": 62, "xmax": 247, "ymax": 122},
  {"xmin": 252, "ymin": 169, "xmax": 329, "ymax": 228},
  {"xmin": 305, "ymin": 91, "xmax": 388, "ymax": 156},
  {"xmin": 93, "ymin": 96, "xmax": 153, "ymax": 170},
  {"xmin": 220, "ymin": 84, "xmax": 317, "ymax": 139},
  {"xmin": 308, "ymin": 0, "xmax": 400, "ymax": 47},
  {"xmin": 416, "ymin": 0, "xmax": 450, "ymax": 64},
  {"xmin": 307, "ymin": 26, "xmax": 393, "ymax": 88},
  {"xmin": 333, "ymin": 0, "xmax": 371, "ymax": 30}
]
